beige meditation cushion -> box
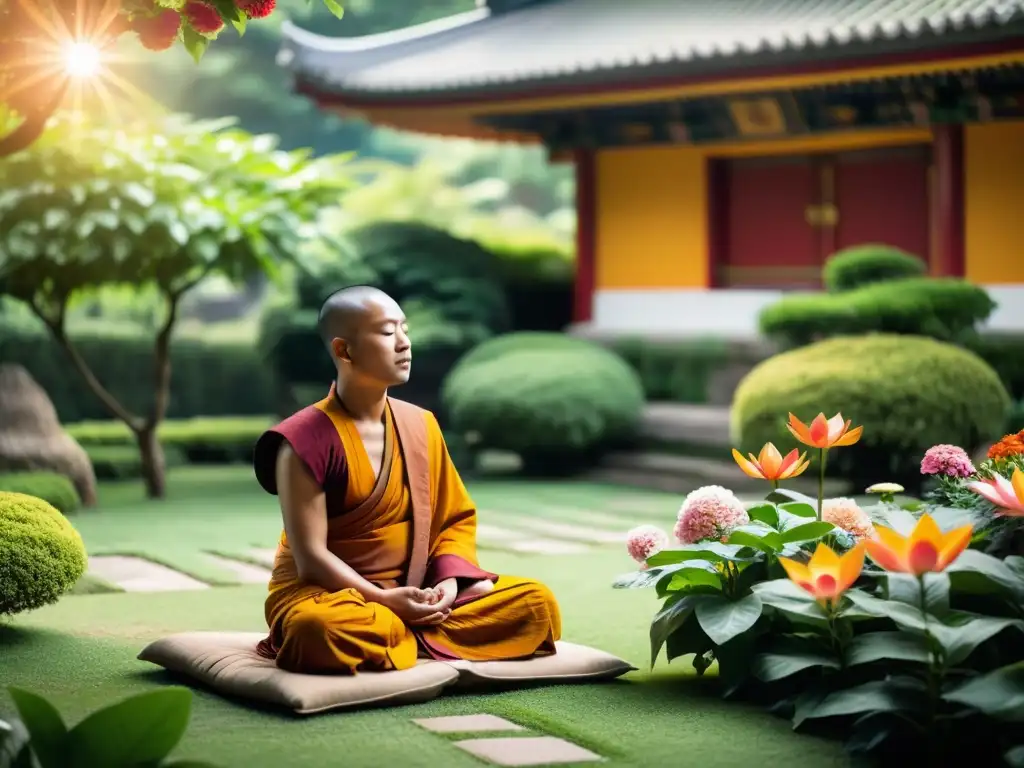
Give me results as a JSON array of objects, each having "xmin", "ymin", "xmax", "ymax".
[{"xmin": 138, "ymin": 632, "xmax": 635, "ymax": 714}]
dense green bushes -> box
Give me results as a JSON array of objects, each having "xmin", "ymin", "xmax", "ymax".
[
  {"xmin": 0, "ymin": 321, "xmax": 275, "ymax": 422},
  {"xmin": 442, "ymin": 333, "xmax": 644, "ymax": 473},
  {"xmin": 759, "ymin": 278, "xmax": 996, "ymax": 348},
  {"xmin": 731, "ymin": 334, "xmax": 1010, "ymax": 490},
  {"xmin": 0, "ymin": 492, "xmax": 87, "ymax": 616},
  {"xmin": 822, "ymin": 244, "xmax": 927, "ymax": 292},
  {"xmin": 0, "ymin": 472, "xmax": 81, "ymax": 515}
]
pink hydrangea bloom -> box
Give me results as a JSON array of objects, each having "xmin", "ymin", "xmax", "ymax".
[
  {"xmin": 822, "ymin": 497, "xmax": 875, "ymax": 540},
  {"xmin": 674, "ymin": 485, "xmax": 750, "ymax": 545},
  {"xmin": 625, "ymin": 525, "xmax": 670, "ymax": 567},
  {"xmin": 921, "ymin": 444, "xmax": 976, "ymax": 478}
]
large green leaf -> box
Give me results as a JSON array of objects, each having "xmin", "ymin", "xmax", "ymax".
[
  {"xmin": 659, "ymin": 565, "xmax": 723, "ymax": 596},
  {"xmin": 928, "ymin": 614, "xmax": 1024, "ymax": 666},
  {"xmin": 752, "ymin": 636, "xmax": 839, "ymax": 681},
  {"xmin": 946, "ymin": 549, "xmax": 1024, "ymax": 603},
  {"xmin": 694, "ymin": 593, "xmax": 764, "ymax": 646},
  {"xmin": 650, "ymin": 594, "xmax": 699, "ymax": 666},
  {"xmin": 746, "ymin": 502, "xmax": 779, "ymax": 529},
  {"xmin": 778, "ymin": 501, "xmax": 817, "ymax": 519},
  {"xmin": 612, "ymin": 564, "xmax": 690, "ymax": 590},
  {"xmin": 844, "ymin": 590, "xmax": 928, "ymax": 631},
  {"xmin": 726, "ymin": 529, "xmax": 783, "ymax": 554},
  {"xmin": 0, "ymin": 718, "xmax": 30, "ymax": 768},
  {"xmin": 65, "ymin": 688, "xmax": 193, "ymax": 768},
  {"xmin": 766, "ymin": 488, "xmax": 817, "ymax": 508},
  {"xmin": 885, "ymin": 573, "xmax": 950, "ymax": 616},
  {"xmin": 872, "ymin": 506, "xmax": 919, "ymax": 536},
  {"xmin": 8, "ymin": 688, "xmax": 67, "ymax": 768},
  {"xmin": 779, "ymin": 521, "xmax": 836, "ymax": 544},
  {"xmin": 751, "ymin": 579, "xmax": 829, "ymax": 625},
  {"xmin": 845, "ymin": 631, "xmax": 931, "ymax": 667},
  {"xmin": 943, "ymin": 661, "xmax": 1024, "ymax": 721},
  {"xmin": 793, "ymin": 678, "xmax": 928, "ymax": 728},
  {"xmin": 647, "ymin": 542, "xmax": 753, "ymax": 566}
]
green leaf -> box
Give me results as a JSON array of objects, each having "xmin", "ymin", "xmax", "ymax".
[
  {"xmin": 694, "ymin": 593, "xmax": 763, "ymax": 646},
  {"xmin": 885, "ymin": 573, "xmax": 950, "ymax": 616},
  {"xmin": 321, "ymin": 0, "xmax": 344, "ymax": 18},
  {"xmin": 779, "ymin": 521, "xmax": 835, "ymax": 544},
  {"xmin": 778, "ymin": 501, "xmax": 817, "ymax": 519},
  {"xmin": 946, "ymin": 549, "xmax": 1024, "ymax": 602},
  {"xmin": 612, "ymin": 565, "xmax": 684, "ymax": 589},
  {"xmin": 1006, "ymin": 745, "xmax": 1024, "ymax": 767},
  {"xmin": 8, "ymin": 687, "xmax": 67, "ymax": 768},
  {"xmin": 65, "ymin": 687, "xmax": 193, "ymax": 768},
  {"xmin": 766, "ymin": 488, "xmax": 817, "ymax": 507},
  {"xmin": 752, "ymin": 638, "xmax": 839, "ymax": 681},
  {"xmin": 943, "ymin": 661, "xmax": 1024, "ymax": 721},
  {"xmin": 873, "ymin": 506, "xmax": 918, "ymax": 536},
  {"xmin": 647, "ymin": 542, "xmax": 750, "ymax": 566},
  {"xmin": 844, "ymin": 590, "xmax": 927, "ymax": 631},
  {"xmin": 0, "ymin": 718, "xmax": 29, "ymax": 768},
  {"xmin": 929, "ymin": 614, "xmax": 1024, "ymax": 666},
  {"xmin": 845, "ymin": 631, "xmax": 931, "ymax": 667},
  {"xmin": 661, "ymin": 565, "xmax": 723, "ymax": 595},
  {"xmin": 745, "ymin": 502, "xmax": 779, "ymax": 529},
  {"xmin": 726, "ymin": 529, "xmax": 783, "ymax": 553},
  {"xmin": 665, "ymin": 610, "xmax": 714, "ymax": 666},
  {"xmin": 793, "ymin": 678, "xmax": 928, "ymax": 728},
  {"xmin": 752, "ymin": 579, "xmax": 829, "ymax": 625},
  {"xmin": 650, "ymin": 594, "xmax": 698, "ymax": 666},
  {"xmin": 182, "ymin": 27, "xmax": 211, "ymax": 63}
]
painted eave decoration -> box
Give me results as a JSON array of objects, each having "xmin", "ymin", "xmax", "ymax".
[{"xmin": 278, "ymin": 0, "xmax": 1024, "ymax": 106}]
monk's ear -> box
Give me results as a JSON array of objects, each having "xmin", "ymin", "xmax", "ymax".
[{"xmin": 332, "ymin": 338, "xmax": 352, "ymax": 363}]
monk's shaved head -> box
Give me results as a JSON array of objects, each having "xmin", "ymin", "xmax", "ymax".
[{"xmin": 317, "ymin": 285, "xmax": 397, "ymax": 350}]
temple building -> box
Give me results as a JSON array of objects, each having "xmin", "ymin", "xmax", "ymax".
[{"xmin": 278, "ymin": 0, "xmax": 1024, "ymax": 336}]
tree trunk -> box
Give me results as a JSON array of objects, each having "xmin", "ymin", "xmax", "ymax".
[{"xmin": 135, "ymin": 426, "xmax": 167, "ymax": 500}]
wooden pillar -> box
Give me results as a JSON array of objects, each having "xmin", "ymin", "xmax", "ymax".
[
  {"xmin": 932, "ymin": 123, "xmax": 965, "ymax": 277},
  {"xmin": 573, "ymin": 148, "xmax": 596, "ymax": 323},
  {"xmin": 705, "ymin": 158, "xmax": 728, "ymax": 289}
]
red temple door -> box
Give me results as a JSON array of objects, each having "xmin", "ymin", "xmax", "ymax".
[
  {"xmin": 830, "ymin": 145, "xmax": 932, "ymax": 263},
  {"xmin": 718, "ymin": 155, "xmax": 824, "ymax": 289}
]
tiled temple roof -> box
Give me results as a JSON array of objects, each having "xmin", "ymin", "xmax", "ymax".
[{"xmin": 280, "ymin": 0, "xmax": 1024, "ymax": 101}]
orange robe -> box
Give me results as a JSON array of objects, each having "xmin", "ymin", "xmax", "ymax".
[{"xmin": 251, "ymin": 384, "xmax": 561, "ymax": 675}]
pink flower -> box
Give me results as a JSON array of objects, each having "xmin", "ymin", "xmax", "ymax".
[
  {"xmin": 625, "ymin": 525, "xmax": 670, "ymax": 567},
  {"xmin": 920, "ymin": 444, "xmax": 976, "ymax": 478},
  {"xmin": 967, "ymin": 466, "xmax": 1024, "ymax": 517},
  {"xmin": 674, "ymin": 485, "xmax": 750, "ymax": 545},
  {"xmin": 822, "ymin": 498, "xmax": 875, "ymax": 540}
]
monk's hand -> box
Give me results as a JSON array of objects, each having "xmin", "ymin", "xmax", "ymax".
[
  {"xmin": 431, "ymin": 578, "xmax": 459, "ymax": 613},
  {"xmin": 460, "ymin": 579, "xmax": 495, "ymax": 599},
  {"xmin": 378, "ymin": 587, "xmax": 449, "ymax": 625}
]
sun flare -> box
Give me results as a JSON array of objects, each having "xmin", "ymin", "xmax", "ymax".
[{"xmin": 62, "ymin": 41, "xmax": 102, "ymax": 78}]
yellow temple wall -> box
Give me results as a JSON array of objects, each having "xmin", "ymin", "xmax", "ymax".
[{"xmin": 965, "ymin": 120, "xmax": 1024, "ymax": 284}]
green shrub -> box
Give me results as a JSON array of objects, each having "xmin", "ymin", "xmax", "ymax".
[
  {"xmin": 0, "ymin": 472, "xmax": 81, "ymax": 515},
  {"xmin": 822, "ymin": 244, "xmax": 928, "ymax": 292},
  {"xmin": 442, "ymin": 333, "xmax": 645, "ymax": 473},
  {"xmin": 759, "ymin": 278, "xmax": 996, "ymax": 348},
  {"xmin": 488, "ymin": 242, "xmax": 573, "ymax": 332},
  {"xmin": 67, "ymin": 416, "xmax": 272, "ymax": 466},
  {"xmin": 731, "ymin": 334, "xmax": 1011, "ymax": 491},
  {"xmin": 0, "ymin": 492, "xmax": 87, "ymax": 616},
  {"xmin": 965, "ymin": 332, "xmax": 1024, "ymax": 400},
  {"xmin": 84, "ymin": 445, "xmax": 186, "ymax": 481},
  {"xmin": 0, "ymin": 322, "xmax": 275, "ymax": 422},
  {"xmin": 609, "ymin": 337, "xmax": 745, "ymax": 403}
]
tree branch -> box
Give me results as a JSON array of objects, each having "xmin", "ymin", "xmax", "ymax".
[
  {"xmin": 145, "ymin": 290, "xmax": 181, "ymax": 431},
  {"xmin": 0, "ymin": 74, "xmax": 68, "ymax": 158},
  {"xmin": 29, "ymin": 299, "xmax": 141, "ymax": 429}
]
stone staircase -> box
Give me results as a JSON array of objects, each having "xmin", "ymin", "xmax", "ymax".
[{"xmin": 587, "ymin": 403, "xmax": 849, "ymax": 497}]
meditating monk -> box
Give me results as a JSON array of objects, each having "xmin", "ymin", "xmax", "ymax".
[{"xmin": 252, "ymin": 285, "xmax": 562, "ymax": 675}]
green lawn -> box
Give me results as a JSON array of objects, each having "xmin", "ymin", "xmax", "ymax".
[{"xmin": 0, "ymin": 468, "xmax": 852, "ymax": 768}]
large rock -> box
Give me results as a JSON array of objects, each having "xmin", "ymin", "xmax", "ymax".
[{"xmin": 0, "ymin": 364, "xmax": 98, "ymax": 506}]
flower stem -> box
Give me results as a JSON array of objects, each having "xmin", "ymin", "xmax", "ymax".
[
  {"xmin": 817, "ymin": 448, "xmax": 827, "ymax": 522},
  {"xmin": 771, "ymin": 479, "xmax": 779, "ymax": 491}
]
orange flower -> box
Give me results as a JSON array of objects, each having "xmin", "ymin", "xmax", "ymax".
[
  {"xmin": 732, "ymin": 443, "xmax": 809, "ymax": 481},
  {"xmin": 864, "ymin": 514, "xmax": 973, "ymax": 575},
  {"xmin": 987, "ymin": 430, "xmax": 1024, "ymax": 460},
  {"xmin": 787, "ymin": 412, "xmax": 863, "ymax": 450},
  {"xmin": 778, "ymin": 542, "xmax": 865, "ymax": 601}
]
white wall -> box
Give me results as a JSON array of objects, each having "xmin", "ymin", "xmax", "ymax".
[{"xmin": 587, "ymin": 286, "xmax": 1024, "ymax": 337}]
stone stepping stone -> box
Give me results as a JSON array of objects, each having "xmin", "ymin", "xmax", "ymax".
[
  {"xmin": 508, "ymin": 540, "xmax": 589, "ymax": 555},
  {"xmin": 204, "ymin": 554, "xmax": 272, "ymax": 584},
  {"xmin": 477, "ymin": 524, "xmax": 530, "ymax": 542},
  {"xmin": 248, "ymin": 548, "xmax": 279, "ymax": 568},
  {"xmin": 87, "ymin": 555, "xmax": 208, "ymax": 592},
  {"xmin": 454, "ymin": 736, "xmax": 602, "ymax": 766},
  {"xmin": 538, "ymin": 505, "xmax": 666, "ymax": 531},
  {"xmin": 506, "ymin": 518, "xmax": 624, "ymax": 544},
  {"xmin": 413, "ymin": 715, "xmax": 524, "ymax": 733}
]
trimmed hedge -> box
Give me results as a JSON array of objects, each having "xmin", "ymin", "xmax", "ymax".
[
  {"xmin": 822, "ymin": 244, "xmax": 928, "ymax": 292},
  {"xmin": 0, "ymin": 472, "xmax": 81, "ymax": 515},
  {"xmin": 0, "ymin": 322, "xmax": 276, "ymax": 422},
  {"xmin": 731, "ymin": 334, "xmax": 1011, "ymax": 491},
  {"xmin": 85, "ymin": 445, "xmax": 187, "ymax": 481},
  {"xmin": 442, "ymin": 333, "xmax": 645, "ymax": 473},
  {"xmin": 0, "ymin": 492, "xmax": 88, "ymax": 616},
  {"xmin": 759, "ymin": 278, "xmax": 996, "ymax": 348}
]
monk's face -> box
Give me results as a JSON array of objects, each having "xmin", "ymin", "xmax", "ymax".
[{"xmin": 336, "ymin": 296, "xmax": 412, "ymax": 387}]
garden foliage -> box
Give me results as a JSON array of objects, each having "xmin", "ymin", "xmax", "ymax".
[
  {"xmin": 0, "ymin": 492, "xmax": 87, "ymax": 616},
  {"xmin": 617, "ymin": 408, "xmax": 1024, "ymax": 765},
  {"xmin": 0, "ymin": 472, "xmax": 80, "ymax": 515},
  {"xmin": 822, "ymin": 244, "xmax": 928, "ymax": 293}
]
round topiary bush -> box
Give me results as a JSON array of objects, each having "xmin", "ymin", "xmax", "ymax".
[
  {"xmin": 731, "ymin": 334, "xmax": 1011, "ymax": 491},
  {"xmin": 0, "ymin": 492, "xmax": 88, "ymax": 616},
  {"xmin": 0, "ymin": 471, "xmax": 81, "ymax": 515},
  {"xmin": 442, "ymin": 334, "xmax": 645, "ymax": 474},
  {"xmin": 823, "ymin": 244, "xmax": 928, "ymax": 293}
]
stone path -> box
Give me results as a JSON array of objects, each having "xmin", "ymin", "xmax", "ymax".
[
  {"xmin": 414, "ymin": 714, "xmax": 602, "ymax": 766},
  {"xmin": 87, "ymin": 556, "xmax": 209, "ymax": 592}
]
